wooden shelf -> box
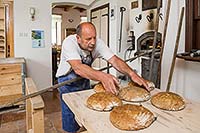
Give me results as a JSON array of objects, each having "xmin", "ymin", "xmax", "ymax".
[
  {"xmin": 0, "ymin": 50, "xmax": 5, "ymax": 52},
  {"xmin": 0, "ymin": 3, "xmax": 6, "ymax": 58},
  {"xmin": 0, "ymin": 39, "xmax": 5, "ymax": 44},
  {"xmin": 176, "ymin": 53, "xmax": 200, "ymax": 62}
]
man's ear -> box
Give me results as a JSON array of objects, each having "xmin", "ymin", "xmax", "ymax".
[{"xmin": 76, "ymin": 35, "xmax": 81, "ymax": 44}]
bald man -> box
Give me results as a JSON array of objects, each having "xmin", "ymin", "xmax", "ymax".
[{"xmin": 56, "ymin": 22, "xmax": 149, "ymax": 132}]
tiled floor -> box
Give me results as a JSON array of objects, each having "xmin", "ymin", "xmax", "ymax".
[{"xmin": 0, "ymin": 90, "xmax": 68, "ymax": 133}]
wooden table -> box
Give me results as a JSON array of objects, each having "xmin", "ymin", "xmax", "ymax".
[{"xmin": 63, "ymin": 89, "xmax": 200, "ymax": 133}]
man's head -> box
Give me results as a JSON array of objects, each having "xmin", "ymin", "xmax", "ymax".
[{"xmin": 76, "ymin": 22, "xmax": 96, "ymax": 52}]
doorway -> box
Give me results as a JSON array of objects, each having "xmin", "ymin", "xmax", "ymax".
[{"xmin": 51, "ymin": 3, "xmax": 87, "ymax": 84}]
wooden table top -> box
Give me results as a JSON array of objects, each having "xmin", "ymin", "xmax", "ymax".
[{"xmin": 63, "ymin": 89, "xmax": 200, "ymax": 133}]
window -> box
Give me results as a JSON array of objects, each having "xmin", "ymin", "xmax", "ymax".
[
  {"xmin": 51, "ymin": 15, "xmax": 62, "ymax": 45},
  {"xmin": 81, "ymin": 17, "xmax": 87, "ymax": 23}
]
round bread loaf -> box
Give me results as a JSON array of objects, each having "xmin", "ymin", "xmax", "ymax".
[
  {"xmin": 151, "ymin": 92, "xmax": 185, "ymax": 111},
  {"xmin": 86, "ymin": 92, "xmax": 122, "ymax": 111},
  {"xmin": 119, "ymin": 82, "xmax": 150, "ymax": 102},
  {"xmin": 110, "ymin": 104, "xmax": 155, "ymax": 130},
  {"xmin": 93, "ymin": 83, "xmax": 106, "ymax": 93}
]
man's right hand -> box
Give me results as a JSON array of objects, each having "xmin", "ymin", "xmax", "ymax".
[{"xmin": 100, "ymin": 73, "xmax": 119, "ymax": 95}]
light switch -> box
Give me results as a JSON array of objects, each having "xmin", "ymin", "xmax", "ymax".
[{"xmin": 19, "ymin": 32, "xmax": 29, "ymax": 37}]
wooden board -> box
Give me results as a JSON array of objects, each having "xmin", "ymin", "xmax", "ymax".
[
  {"xmin": 0, "ymin": 93, "xmax": 22, "ymax": 105},
  {"xmin": 25, "ymin": 77, "xmax": 44, "ymax": 133},
  {"xmin": 0, "ymin": 84, "xmax": 22, "ymax": 96},
  {"xmin": 0, "ymin": 73, "xmax": 22, "ymax": 86},
  {"xmin": 63, "ymin": 89, "xmax": 200, "ymax": 133},
  {"xmin": 0, "ymin": 58, "xmax": 25, "ymax": 106},
  {"xmin": 25, "ymin": 78, "xmax": 44, "ymax": 109},
  {"xmin": 0, "ymin": 82, "xmax": 22, "ymax": 106},
  {"xmin": 0, "ymin": 63, "xmax": 21, "ymax": 74},
  {"xmin": 0, "ymin": 57, "xmax": 25, "ymax": 64}
]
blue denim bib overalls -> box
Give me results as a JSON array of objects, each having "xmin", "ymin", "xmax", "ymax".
[{"xmin": 58, "ymin": 52, "xmax": 93, "ymax": 132}]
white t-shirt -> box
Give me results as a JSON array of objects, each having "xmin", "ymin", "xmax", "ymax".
[{"xmin": 56, "ymin": 34, "xmax": 114, "ymax": 77}]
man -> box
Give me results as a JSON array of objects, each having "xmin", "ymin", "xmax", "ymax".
[{"xmin": 56, "ymin": 22, "xmax": 150, "ymax": 133}]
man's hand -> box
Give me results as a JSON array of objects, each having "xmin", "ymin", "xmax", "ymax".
[
  {"xmin": 108, "ymin": 55, "xmax": 150, "ymax": 91},
  {"xmin": 68, "ymin": 60, "xmax": 120, "ymax": 94},
  {"xmin": 130, "ymin": 72, "xmax": 150, "ymax": 91},
  {"xmin": 100, "ymin": 73, "xmax": 119, "ymax": 95}
]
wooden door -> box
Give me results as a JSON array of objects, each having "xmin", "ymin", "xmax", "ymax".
[{"xmin": 91, "ymin": 4, "xmax": 109, "ymax": 72}]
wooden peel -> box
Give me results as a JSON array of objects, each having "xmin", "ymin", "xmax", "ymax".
[
  {"xmin": 156, "ymin": 0, "xmax": 172, "ymax": 87},
  {"xmin": 166, "ymin": 7, "xmax": 184, "ymax": 92},
  {"xmin": 149, "ymin": 0, "xmax": 162, "ymax": 80}
]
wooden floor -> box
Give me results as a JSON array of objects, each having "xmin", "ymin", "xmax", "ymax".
[{"xmin": 0, "ymin": 90, "xmax": 68, "ymax": 133}]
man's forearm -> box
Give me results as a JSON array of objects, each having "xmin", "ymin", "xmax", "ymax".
[
  {"xmin": 108, "ymin": 56, "xmax": 149, "ymax": 90},
  {"xmin": 72, "ymin": 63, "xmax": 106, "ymax": 81},
  {"xmin": 72, "ymin": 63, "xmax": 119, "ymax": 94},
  {"xmin": 108, "ymin": 55, "xmax": 134, "ymax": 77}
]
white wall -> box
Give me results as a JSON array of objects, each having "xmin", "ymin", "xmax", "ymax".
[
  {"xmin": 14, "ymin": 0, "xmax": 90, "ymax": 89},
  {"xmin": 110, "ymin": 0, "xmax": 130, "ymax": 77},
  {"xmin": 14, "ymin": 0, "xmax": 52, "ymax": 90}
]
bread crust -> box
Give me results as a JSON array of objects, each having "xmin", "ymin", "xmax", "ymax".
[
  {"xmin": 151, "ymin": 92, "xmax": 185, "ymax": 111},
  {"xmin": 119, "ymin": 82, "xmax": 151, "ymax": 102},
  {"xmin": 86, "ymin": 92, "xmax": 122, "ymax": 111},
  {"xmin": 93, "ymin": 83, "xmax": 106, "ymax": 93},
  {"xmin": 110, "ymin": 104, "xmax": 155, "ymax": 130}
]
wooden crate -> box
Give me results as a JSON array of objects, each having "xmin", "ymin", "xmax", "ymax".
[{"xmin": 0, "ymin": 57, "xmax": 26, "ymax": 106}]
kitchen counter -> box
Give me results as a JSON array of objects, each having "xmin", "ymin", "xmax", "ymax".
[{"xmin": 62, "ymin": 89, "xmax": 200, "ymax": 133}]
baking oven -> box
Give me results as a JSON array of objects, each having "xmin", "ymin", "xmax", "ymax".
[{"xmin": 129, "ymin": 0, "xmax": 163, "ymax": 87}]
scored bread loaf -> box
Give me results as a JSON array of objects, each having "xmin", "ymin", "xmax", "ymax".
[
  {"xmin": 151, "ymin": 92, "xmax": 185, "ymax": 111},
  {"xmin": 86, "ymin": 92, "xmax": 122, "ymax": 111},
  {"xmin": 119, "ymin": 81, "xmax": 150, "ymax": 102},
  {"xmin": 110, "ymin": 104, "xmax": 156, "ymax": 130}
]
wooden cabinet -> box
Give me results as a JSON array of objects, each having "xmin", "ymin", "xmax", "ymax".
[
  {"xmin": 0, "ymin": 4, "xmax": 6, "ymax": 58},
  {"xmin": 186, "ymin": 0, "xmax": 200, "ymax": 52},
  {"xmin": 0, "ymin": 58, "xmax": 26, "ymax": 107}
]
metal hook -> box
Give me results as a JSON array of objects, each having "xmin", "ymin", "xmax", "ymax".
[
  {"xmin": 135, "ymin": 14, "xmax": 142, "ymax": 23},
  {"xmin": 159, "ymin": 13, "xmax": 163, "ymax": 20},
  {"xmin": 146, "ymin": 13, "xmax": 154, "ymax": 22},
  {"xmin": 120, "ymin": 7, "xmax": 126, "ymax": 12}
]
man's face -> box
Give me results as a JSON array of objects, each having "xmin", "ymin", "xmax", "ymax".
[{"xmin": 76, "ymin": 24, "xmax": 96, "ymax": 52}]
